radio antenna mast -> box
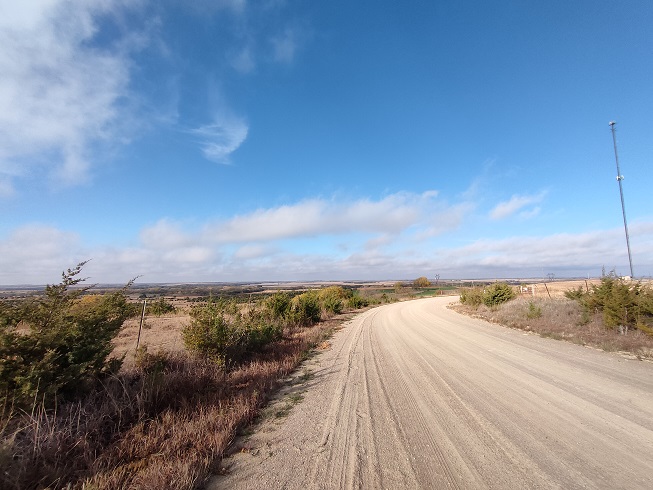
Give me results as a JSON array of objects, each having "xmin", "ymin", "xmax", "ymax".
[{"xmin": 609, "ymin": 121, "xmax": 634, "ymax": 278}]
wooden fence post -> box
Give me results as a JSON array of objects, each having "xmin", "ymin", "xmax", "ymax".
[{"xmin": 136, "ymin": 300, "xmax": 147, "ymax": 350}]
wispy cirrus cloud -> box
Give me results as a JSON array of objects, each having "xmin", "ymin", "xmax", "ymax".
[
  {"xmin": 489, "ymin": 192, "xmax": 547, "ymax": 220},
  {"xmin": 0, "ymin": 1, "xmax": 145, "ymax": 193},
  {"xmin": 190, "ymin": 115, "xmax": 249, "ymax": 163},
  {"xmin": 0, "ymin": 0, "xmax": 309, "ymax": 194}
]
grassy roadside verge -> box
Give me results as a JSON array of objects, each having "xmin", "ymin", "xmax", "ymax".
[
  {"xmin": 1, "ymin": 308, "xmax": 350, "ymax": 489},
  {"xmin": 451, "ymin": 296, "xmax": 653, "ymax": 361}
]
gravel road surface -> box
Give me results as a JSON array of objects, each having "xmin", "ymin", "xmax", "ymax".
[{"xmin": 209, "ymin": 297, "xmax": 653, "ymax": 489}]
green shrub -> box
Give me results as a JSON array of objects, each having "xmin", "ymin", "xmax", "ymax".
[
  {"xmin": 346, "ymin": 292, "xmax": 369, "ymax": 309},
  {"xmin": 0, "ymin": 263, "xmax": 132, "ymax": 408},
  {"xmin": 587, "ymin": 276, "xmax": 645, "ymax": 333},
  {"xmin": 460, "ymin": 287, "xmax": 483, "ymax": 307},
  {"xmin": 182, "ymin": 299, "xmax": 282, "ymax": 366},
  {"xmin": 482, "ymin": 282, "xmax": 515, "ymax": 307},
  {"xmin": 290, "ymin": 291, "xmax": 321, "ymax": 326},
  {"xmin": 265, "ymin": 292, "xmax": 292, "ymax": 319},
  {"xmin": 603, "ymin": 281, "xmax": 638, "ymax": 332},
  {"xmin": 318, "ymin": 286, "xmax": 347, "ymax": 315},
  {"xmin": 323, "ymin": 295, "xmax": 343, "ymax": 314},
  {"xmin": 638, "ymin": 289, "xmax": 653, "ymax": 333},
  {"xmin": 564, "ymin": 275, "xmax": 653, "ymax": 334},
  {"xmin": 182, "ymin": 300, "xmax": 246, "ymax": 365},
  {"xmin": 245, "ymin": 309, "xmax": 283, "ymax": 349},
  {"xmin": 564, "ymin": 286, "xmax": 586, "ymax": 301},
  {"xmin": 527, "ymin": 301, "xmax": 542, "ymax": 319},
  {"xmin": 146, "ymin": 296, "xmax": 176, "ymax": 316}
]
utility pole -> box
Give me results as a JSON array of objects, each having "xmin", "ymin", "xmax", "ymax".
[{"xmin": 609, "ymin": 121, "xmax": 634, "ymax": 278}]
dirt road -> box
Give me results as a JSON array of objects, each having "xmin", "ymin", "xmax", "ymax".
[{"xmin": 209, "ymin": 297, "xmax": 653, "ymax": 489}]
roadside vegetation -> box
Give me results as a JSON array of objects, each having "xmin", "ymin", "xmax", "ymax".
[
  {"xmin": 145, "ymin": 296, "xmax": 177, "ymax": 316},
  {"xmin": 1, "ymin": 268, "xmax": 454, "ymax": 489},
  {"xmin": 456, "ymin": 276, "xmax": 653, "ymax": 359}
]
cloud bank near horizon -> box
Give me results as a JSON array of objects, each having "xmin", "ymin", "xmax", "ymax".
[{"xmin": 1, "ymin": 192, "xmax": 650, "ymax": 284}]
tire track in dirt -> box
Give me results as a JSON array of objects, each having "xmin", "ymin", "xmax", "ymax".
[{"xmin": 209, "ymin": 297, "xmax": 653, "ymax": 489}]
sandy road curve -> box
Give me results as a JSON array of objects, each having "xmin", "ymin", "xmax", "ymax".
[{"xmin": 209, "ymin": 297, "xmax": 653, "ymax": 489}]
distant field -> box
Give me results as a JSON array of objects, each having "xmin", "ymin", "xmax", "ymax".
[
  {"xmin": 515, "ymin": 279, "xmax": 600, "ymax": 298},
  {"xmin": 3, "ymin": 277, "xmax": 646, "ymax": 366},
  {"xmin": 513, "ymin": 278, "xmax": 652, "ymax": 298},
  {"xmin": 110, "ymin": 279, "xmax": 604, "ymax": 361}
]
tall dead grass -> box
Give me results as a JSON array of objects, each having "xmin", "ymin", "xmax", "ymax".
[
  {"xmin": 453, "ymin": 296, "xmax": 653, "ymax": 359},
  {"xmin": 0, "ymin": 321, "xmax": 336, "ymax": 489}
]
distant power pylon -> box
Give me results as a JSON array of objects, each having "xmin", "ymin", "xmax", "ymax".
[{"xmin": 609, "ymin": 121, "xmax": 634, "ymax": 278}]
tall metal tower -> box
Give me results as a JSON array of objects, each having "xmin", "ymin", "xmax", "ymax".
[{"xmin": 609, "ymin": 121, "xmax": 634, "ymax": 278}]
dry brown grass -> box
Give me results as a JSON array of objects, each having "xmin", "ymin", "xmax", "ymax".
[
  {"xmin": 513, "ymin": 278, "xmax": 653, "ymax": 299},
  {"xmin": 513, "ymin": 279, "xmax": 600, "ymax": 298},
  {"xmin": 114, "ymin": 311, "xmax": 189, "ymax": 368},
  {"xmin": 453, "ymin": 296, "xmax": 653, "ymax": 360},
  {"xmin": 1, "ymin": 312, "xmax": 341, "ymax": 489}
]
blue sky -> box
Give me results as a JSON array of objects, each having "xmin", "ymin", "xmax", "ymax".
[{"xmin": 1, "ymin": 0, "xmax": 652, "ymax": 284}]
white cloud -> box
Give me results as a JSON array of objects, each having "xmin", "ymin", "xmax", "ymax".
[
  {"xmin": 519, "ymin": 207, "xmax": 541, "ymax": 220},
  {"xmin": 233, "ymin": 244, "xmax": 276, "ymax": 260},
  {"xmin": 432, "ymin": 223, "xmax": 653, "ymax": 277},
  {"xmin": 489, "ymin": 192, "xmax": 546, "ymax": 220},
  {"xmin": 191, "ymin": 115, "xmax": 249, "ymax": 163},
  {"xmin": 78, "ymin": 244, "xmax": 216, "ymax": 284},
  {"xmin": 140, "ymin": 219, "xmax": 191, "ymax": 250},
  {"xmin": 0, "ymin": 225, "xmax": 83, "ymax": 283},
  {"xmin": 2, "ymin": 196, "xmax": 652, "ymax": 284},
  {"xmin": 0, "ymin": 1, "xmax": 143, "ymax": 191},
  {"xmin": 2, "ymin": 219, "xmax": 652, "ymax": 284},
  {"xmin": 162, "ymin": 246, "xmax": 214, "ymax": 264},
  {"xmin": 421, "ymin": 202, "xmax": 476, "ymax": 238},
  {"xmin": 204, "ymin": 191, "xmax": 438, "ymax": 243},
  {"xmin": 364, "ymin": 234, "xmax": 395, "ymax": 251}
]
